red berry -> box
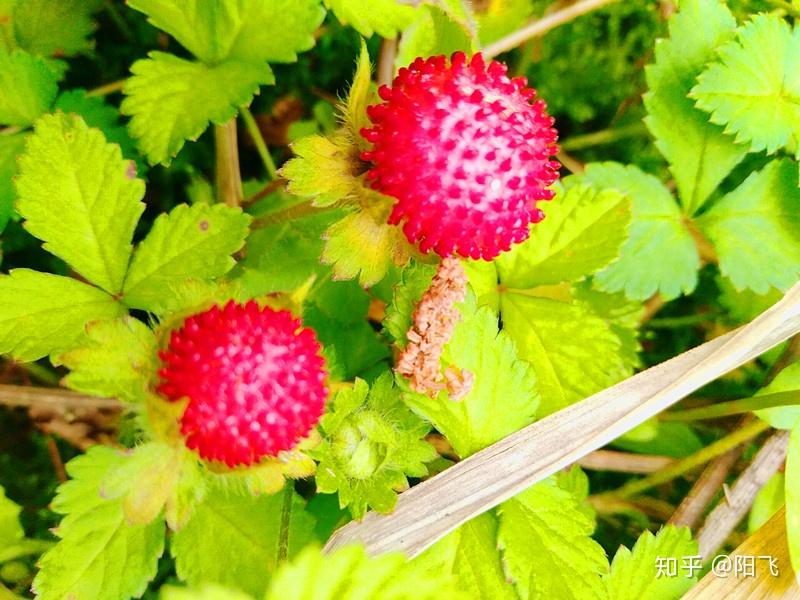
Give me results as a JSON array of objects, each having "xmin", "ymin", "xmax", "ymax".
[
  {"xmin": 157, "ymin": 301, "xmax": 328, "ymax": 467},
  {"xmin": 361, "ymin": 52, "xmax": 560, "ymax": 260}
]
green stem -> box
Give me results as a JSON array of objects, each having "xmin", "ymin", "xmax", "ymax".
[
  {"xmin": 559, "ymin": 123, "xmax": 648, "ymax": 152},
  {"xmin": 647, "ymin": 311, "xmax": 720, "ymax": 329},
  {"xmin": 277, "ymin": 483, "xmax": 293, "ymax": 563},
  {"xmin": 86, "ymin": 79, "xmax": 127, "ymax": 97},
  {"xmin": 104, "ymin": 0, "xmax": 134, "ymax": 41},
  {"xmin": 214, "ymin": 119, "xmax": 244, "ymax": 207},
  {"xmin": 251, "ymin": 201, "xmax": 333, "ymax": 229},
  {"xmin": 661, "ymin": 390, "xmax": 800, "ymax": 422},
  {"xmin": 594, "ymin": 419, "xmax": 770, "ymax": 500},
  {"xmin": 240, "ymin": 106, "xmax": 277, "ymax": 180},
  {"xmin": 22, "ymin": 361, "xmax": 61, "ymax": 386}
]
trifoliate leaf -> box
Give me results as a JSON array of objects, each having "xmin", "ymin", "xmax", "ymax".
[
  {"xmin": 0, "ymin": 48, "xmax": 58, "ymax": 126},
  {"xmin": 33, "ymin": 446, "xmax": 165, "ymax": 600},
  {"xmin": 0, "ymin": 485, "xmax": 23, "ymax": 546},
  {"xmin": 121, "ymin": 52, "xmax": 274, "ymax": 166},
  {"xmin": 697, "ymin": 159, "xmax": 800, "ymax": 294},
  {"xmin": 0, "ymin": 132, "xmax": 25, "ymax": 232},
  {"xmin": 15, "ymin": 113, "xmax": 145, "ymax": 294},
  {"xmin": 747, "ymin": 472, "xmax": 784, "ymax": 534},
  {"xmin": 161, "ymin": 584, "xmax": 254, "ymax": 600},
  {"xmin": 500, "ymin": 291, "xmax": 631, "ymax": 416},
  {"xmin": 303, "ymin": 280, "xmax": 390, "ymax": 379},
  {"xmin": 314, "ymin": 375, "xmax": 436, "ymax": 518},
  {"xmin": 410, "ymin": 512, "xmax": 518, "ymax": 600},
  {"xmin": 604, "ymin": 526, "xmax": 698, "ymax": 600},
  {"xmin": 171, "ymin": 486, "xmax": 315, "ymax": 598},
  {"xmin": 325, "ymin": 0, "xmax": 418, "ymax": 38},
  {"xmin": 54, "ymin": 89, "xmax": 144, "ymax": 173},
  {"xmin": 10, "ymin": 0, "xmax": 101, "ymax": 57},
  {"xmin": 754, "ymin": 361, "xmax": 800, "ymax": 430},
  {"xmin": 282, "ymin": 134, "xmax": 363, "ymax": 207},
  {"xmin": 644, "ymin": 0, "xmax": 745, "ymax": 214},
  {"xmin": 474, "ymin": 0, "xmax": 532, "ymax": 45},
  {"xmin": 396, "ymin": 4, "xmax": 475, "ymax": 70},
  {"xmin": 786, "ymin": 424, "xmax": 800, "ymax": 578},
  {"xmin": 0, "ymin": 269, "xmax": 124, "ymax": 362},
  {"xmin": 321, "ymin": 200, "xmax": 412, "ymax": 287},
  {"xmin": 264, "ymin": 544, "xmax": 463, "ymax": 600},
  {"xmin": 692, "ymin": 14, "xmax": 800, "ymax": 159},
  {"xmin": 497, "ymin": 480, "xmax": 608, "ymax": 600},
  {"xmin": 58, "ymin": 316, "xmax": 157, "ymax": 403},
  {"xmin": 402, "ymin": 294, "xmax": 539, "ymax": 458},
  {"xmin": 128, "ymin": 0, "xmax": 324, "ymax": 65},
  {"xmin": 497, "ymin": 184, "xmax": 631, "ymax": 288},
  {"xmin": 576, "ymin": 162, "xmax": 699, "ymax": 301},
  {"xmin": 122, "ymin": 203, "xmax": 251, "ymax": 312}
]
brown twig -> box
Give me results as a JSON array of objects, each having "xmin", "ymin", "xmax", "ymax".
[
  {"xmin": 483, "ymin": 0, "xmax": 622, "ymax": 58},
  {"xmin": 577, "ymin": 449, "xmax": 674, "ymax": 474},
  {"xmin": 377, "ymin": 37, "xmax": 398, "ymax": 87},
  {"xmin": 0, "ymin": 384, "xmax": 122, "ymax": 411},
  {"xmin": 45, "ymin": 436, "xmax": 68, "ymax": 483},
  {"xmin": 668, "ymin": 418, "xmax": 750, "ymax": 529},
  {"xmin": 695, "ymin": 429, "xmax": 790, "ymax": 559}
]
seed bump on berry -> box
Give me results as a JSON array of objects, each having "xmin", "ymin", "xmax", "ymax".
[
  {"xmin": 361, "ymin": 52, "xmax": 559, "ymax": 261},
  {"xmin": 157, "ymin": 301, "xmax": 328, "ymax": 467}
]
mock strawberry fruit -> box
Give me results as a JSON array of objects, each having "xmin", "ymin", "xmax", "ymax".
[
  {"xmin": 157, "ymin": 301, "xmax": 328, "ymax": 467},
  {"xmin": 361, "ymin": 52, "xmax": 560, "ymax": 261}
]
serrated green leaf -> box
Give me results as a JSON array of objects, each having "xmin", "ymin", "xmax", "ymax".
[
  {"xmin": 717, "ymin": 275, "xmax": 782, "ymax": 324},
  {"xmin": 314, "ymin": 375, "xmax": 435, "ymax": 518},
  {"xmin": 322, "ymin": 201, "xmax": 412, "ymax": 287},
  {"xmin": 58, "ymin": 316, "xmax": 157, "ymax": 403},
  {"xmin": 11, "ymin": 0, "xmax": 101, "ymax": 57},
  {"xmin": 128, "ymin": 0, "xmax": 324, "ymax": 65},
  {"xmin": 121, "ymin": 52, "xmax": 274, "ymax": 166},
  {"xmin": 303, "ymin": 280, "xmax": 390, "ymax": 380},
  {"xmin": 0, "ymin": 269, "xmax": 124, "ymax": 362},
  {"xmin": 16, "ymin": 113, "xmax": 145, "ymax": 294},
  {"xmin": 402, "ymin": 294, "xmax": 539, "ymax": 458},
  {"xmin": 410, "ymin": 512, "xmax": 518, "ymax": 600},
  {"xmin": 754, "ymin": 361, "xmax": 800, "ymax": 430},
  {"xmin": 54, "ymin": 89, "xmax": 144, "ymax": 174},
  {"xmin": 264, "ymin": 544, "xmax": 463, "ymax": 600},
  {"xmin": 161, "ymin": 584, "xmax": 254, "ymax": 600},
  {"xmin": 604, "ymin": 526, "xmax": 698, "ymax": 600},
  {"xmin": 0, "ymin": 48, "xmax": 58, "ymax": 126},
  {"xmin": 0, "ymin": 132, "xmax": 25, "ymax": 233},
  {"xmin": 325, "ymin": 0, "xmax": 418, "ymax": 38},
  {"xmin": 396, "ymin": 4, "xmax": 475, "ymax": 70},
  {"xmin": 383, "ymin": 261, "xmax": 437, "ymax": 346},
  {"xmin": 0, "ymin": 485, "xmax": 23, "ymax": 546},
  {"xmin": 497, "ymin": 184, "xmax": 631, "ymax": 288},
  {"xmin": 33, "ymin": 446, "xmax": 165, "ymax": 600},
  {"xmin": 498, "ymin": 480, "xmax": 608, "ymax": 600},
  {"xmin": 786, "ymin": 423, "xmax": 800, "ymax": 579},
  {"xmin": 122, "ymin": 203, "xmax": 251, "ymax": 312},
  {"xmin": 644, "ymin": 0, "xmax": 745, "ymax": 214},
  {"xmin": 692, "ymin": 14, "xmax": 800, "ymax": 159},
  {"xmin": 747, "ymin": 472, "xmax": 784, "ymax": 534},
  {"xmin": 577, "ymin": 162, "xmax": 699, "ymax": 301},
  {"xmin": 500, "ymin": 292, "xmax": 631, "ymax": 416},
  {"xmin": 171, "ymin": 486, "xmax": 315, "ymax": 598},
  {"xmin": 697, "ymin": 159, "xmax": 800, "ymax": 294},
  {"xmin": 282, "ymin": 134, "xmax": 361, "ymax": 207}
]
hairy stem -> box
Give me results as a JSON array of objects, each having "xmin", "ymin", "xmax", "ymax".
[
  {"xmin": 86, "ymin": 79, "xmax": 127, "ymax": 97},
  {"xmin": 278, "ymin": 483, "xmax": 294, "ymax": 563},
  {"xmin": 251, "ymin": 201, "xmax": 333, "ymax": 229},
  {"xmin": 559, "ymin": 123, "xmax": 649, "ymax": 152},
  {"xmin": 240, "ymin": 106, "xmax": 277, "ymax": 180},
  {"xmin": 593, "ymin": 419, "xmax": 771, "ymax": 500},
  {"xmin": 377, "ymin": 37, "xmax": 398, "ymax": 87},
  {"xmin": 483, "ymin": 0, "xmax": 622, "ymax": 58},
  {"xmin": 661, "ymin": 390, "xmax": 800, "ymax": 422},
  {"xmin": 215, "ymin": 118, "xmax": 244, "ymax": 207}
]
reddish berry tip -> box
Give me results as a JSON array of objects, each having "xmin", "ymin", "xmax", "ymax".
[
  {"xmin": 157, "ymin": 301, "xmax": 328, "ymax": 467},
  {"xmin": 361, "ymin": 52, "xmax": 560, "ymax": 261}
]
